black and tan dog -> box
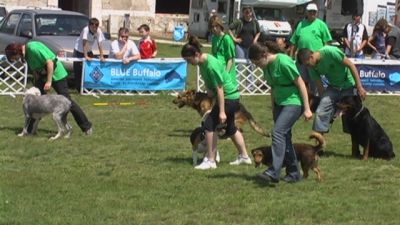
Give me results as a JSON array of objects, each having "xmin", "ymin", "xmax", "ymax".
[
  {"xmin": 251, "ymin": 132, "xmax": 325, "ymax": 181},
  {"xmin": 337, "ymin": 95, "xmax": 395, "ymax": 160},
  {"xmin": 173, "ymin": 89, "xmax": 269, "ymax": 137}
]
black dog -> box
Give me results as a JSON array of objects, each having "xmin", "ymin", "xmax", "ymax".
[{"xmin": 337, "ymin": 96, "xmax": 395, "ymax": 160}]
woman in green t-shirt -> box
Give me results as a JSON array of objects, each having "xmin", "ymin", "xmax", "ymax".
[
  {"xmin": 5, "ymin": 42, "xmax": 93, "ymax": 135},
  {"xmin": 181, "ymin": 36, "xmax": 251, "ymax": 170},
  {"xmin": 249, "ymin": 42, "xmax": 312, "ymax": 183},
  {"xmin": 209, "ymin": 15, "xmax": 237, "ymax": 86}
]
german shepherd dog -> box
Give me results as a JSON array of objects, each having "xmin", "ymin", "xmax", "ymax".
[
  {"xmin": 337, "ymin": 95, "xmax": 395, "ymax": 160},
  {"xmin": 172, "ymin": 90, "xmax": 269, "ymax": 137},
  {"xmin": 19, "ymin": 87, "xmax": 72, "ymax": 140},
  {"xmin": 251, "ymin": 132, "xmax": 325, "ymax": 181}
]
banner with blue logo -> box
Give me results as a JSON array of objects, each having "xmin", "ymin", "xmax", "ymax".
[
  {"xmin": 356, "ymin": 64, "xmax": 400, "ymax": 92},
  {"xmin": 83, "ymin": 59, "xmax": 187, "ymax": 91}
]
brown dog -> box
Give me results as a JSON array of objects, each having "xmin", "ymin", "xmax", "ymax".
[
  {"xmin": 251, "ymin": 132, "xmax": 325, "ymax": 181},
  {"xmin": 173, "ymin": 89, "xmax": 269, "ymax": 137}
]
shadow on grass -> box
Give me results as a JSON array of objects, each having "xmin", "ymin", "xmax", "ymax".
[
  {"xmin": 0, "ymin": 126, "xmax": 55, "ymax": 136},
  {"xmin": 320, "ymin": 150, "xmax": 353, "ymax": 159},
  {"xmin": 165, "ymin": 156, "xmax": 193, "ymax": 165},
  {"xmin": 208, "ymin": 172, "xmax": 276, "ymax": 188}
]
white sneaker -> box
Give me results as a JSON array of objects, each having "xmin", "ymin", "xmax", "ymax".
[
  {"xmin": 216, "ymin": 150, "xmax": 221, "ymax": 163},
  {"xmin": 195, "ymin": 159, "xmax": 217, "ymax": 170},
  {"xmin": 229, "ymin": 155, "xmax": 252, "ymax": 165}
]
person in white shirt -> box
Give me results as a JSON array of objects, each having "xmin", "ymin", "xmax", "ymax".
[
  {"xmin": 110, "ymin": 27, "xmax": 141, "ymax": 64},
  {"xmin": 73, "ymin": 18, "xmax": 106, "ymax": 91}
]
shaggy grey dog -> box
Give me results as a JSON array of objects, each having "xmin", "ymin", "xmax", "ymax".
[{"xmin": 19, "ymin": 87, "xmax": 72, "ymax": 140}]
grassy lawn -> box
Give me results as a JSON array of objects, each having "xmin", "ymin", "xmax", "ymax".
[{"xmin": 1, "ymin": 43, "xmax": 400, "ymax": 225}]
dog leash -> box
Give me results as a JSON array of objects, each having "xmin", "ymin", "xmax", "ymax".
[{"xmin": 353, "ymin": 105, "xmax": 365, "ymax": 119}]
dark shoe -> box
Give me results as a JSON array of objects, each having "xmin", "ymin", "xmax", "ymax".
[
  {"xmin": 257, "ymin": 171, "xmax": 279, "ymax": 183},
  {"xmin": 282, "ymin": 175, "xmax": 301, "ymax": 183}
]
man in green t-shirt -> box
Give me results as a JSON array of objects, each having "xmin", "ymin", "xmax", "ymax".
[
  {"xmin": 5, "ymin": 41, "xmax": 93, "ymax": 135},
  {"xmin": 290, "ymin": 3, "xmax": 332, "ymax": 96},
  {"xmin": 297, "ymin": 46, "xmax": 366, "ymax": 138}
]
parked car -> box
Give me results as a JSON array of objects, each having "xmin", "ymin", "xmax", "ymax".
[{"xmin": 0, "ymin": 8, "xmax": 110, "ymax": 80}]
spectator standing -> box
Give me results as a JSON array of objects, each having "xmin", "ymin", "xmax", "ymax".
[
  {"xmin": 367, "ymin": 18, "xmax": 390, "ymax": 59},
  {"xmin": 297, "ymin": 46, "xmax": 367, "ymax": 156},
  {"xmin": 110, "ymin": 27, "xmax": 141, "ymax": 64},
  {"xmin": 248, "ymin": 42, "xmax": 312, "ymax": 183},
  {"xmin": 5, "ymin": 42, "xmax": 93, "ymax": 135},
  {"xmin": 386, "ymin": 22, "xmax": 400, "ymax": 59},
  {"xmin": 289, "ymin": 3, "xmax": 332, "ymax": 95},
  {"xmin": 343, "ymin": 13, "xmax": 368, "ymax": 58},
  {"xmin": 73, "ymin": 18, "xmax": 106, "ymax": 92},
  {"xmin": 229, "ymin": 6, "xmax": 260, "ymax": 91},
  {"xmin": 181, "ymin": 36, "xmax": 252, "ymax": 170},
  {"xmin": 137, "ymin": 24, "xmax": 157, "ymax": 59},
  {"xmin": 209, "ymin": 15, "xmax": 237, "ymax": 86}
]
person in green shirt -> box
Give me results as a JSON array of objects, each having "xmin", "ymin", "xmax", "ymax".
[
  {"xmin": 249, "ymin": 42, "xmax": 312, "ymax": 183},
  {"xmin": 181, "ymin": 36, "xmax": 251, "ymax": 170},
  {"xmin": 209, "ymin": 15, "xmax": 237, "ymax": 86},
  {"xmin": 290, "ymin": 3, "xmax": 332, "ymax": 96},
  {"xmin": 297, "ymin": 46, "xmax": 367, "ymax": 145},
  {"xmin": 5, "ymin": 41, "xmax": 93, "ymax": 135}
]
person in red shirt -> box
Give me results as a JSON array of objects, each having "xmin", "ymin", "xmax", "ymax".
[{"xmin": 137, "ymin": 24, "xmax": 157, "ymax": 59}]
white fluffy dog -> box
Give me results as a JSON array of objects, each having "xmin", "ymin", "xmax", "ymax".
[{"xmin": 19, "ymin": 87, "xmax": 72, "ymax": 140}]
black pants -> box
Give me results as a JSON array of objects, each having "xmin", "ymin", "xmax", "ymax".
[
  {"xmin": 73, "ymin": 50, "xmax": 94, "ymax": 92},
  {"xmin": 203, "ymin": 99, "xmax": 239, "ymax": 136},
  {"xmin": 29, "ymin": 77, "xmax": 92, "ymax": 133}
]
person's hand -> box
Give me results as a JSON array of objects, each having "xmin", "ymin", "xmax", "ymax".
[
  {"xmin": 303, "ymin": 109, "xmax": 313, "ymax": 121},
  {"xmin": 219, "ymin": 112, "xmax": 227, "ymax": 124},
  {"xmin": 235, "ymin": 37, "xmax": 242, "ymax": 44},
  {"xmin": 357, "ymin": 86, "xmax": 367, "ymax": 100},
  {"xmin": 44, "ymin": 81, "xmax": 52, "ymax": 91},
  {"xmin": 122, "ymin": 58, "xmax": 130, "ymax": 64}
]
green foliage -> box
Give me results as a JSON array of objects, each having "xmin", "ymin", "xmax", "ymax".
[{"xmin": 0, "ymin": 43, "xmax": 400, "ymax": 225}]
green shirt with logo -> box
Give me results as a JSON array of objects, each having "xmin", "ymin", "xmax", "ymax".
[
  {"xmin": 211, "ymin": 34, "xmax": 237, "ymax": 86},
  {"xmin": 309, "ymin": 46, "xmax": 355, "ymax": 89},
  {"xmin": 25, "ymin": 41, "xmax": 68, "ymax": 81},
  {"xmin": 199, "ymin": 54, "xmax": 239, "ymax": 100},
  {"xmin": 263, "ymin": 54, "xmax": 302, "ymax": 106}
]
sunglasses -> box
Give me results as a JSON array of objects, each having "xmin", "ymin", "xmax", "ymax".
[{"xmin": 90, "ymin": 23, "xmax": 99, "ymax": 27}]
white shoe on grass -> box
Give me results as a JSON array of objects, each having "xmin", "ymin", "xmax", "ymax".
[
  {"xmin": 195, "ymin": 159, "xmax": 217, "ymax": 170},
  {"xmin": 229, "ymin": 155, "xmax": 252, "ymax": 165}
]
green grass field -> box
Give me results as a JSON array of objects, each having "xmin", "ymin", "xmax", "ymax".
[{"xmin": 1, "ymin": 43, "xmax": 400, "ymax": 225}]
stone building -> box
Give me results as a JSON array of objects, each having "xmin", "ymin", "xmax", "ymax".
[{"xmin": 1, "ymin": 0, "xmax": 190, "ymax": 38}]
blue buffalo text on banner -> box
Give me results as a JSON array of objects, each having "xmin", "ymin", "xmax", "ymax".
[
  {"xmin": 83, "ymin": 59, "xmax": 187, "ymax": 91},
  {"xmin": 356, "ymin": 64, "xmax": 400, "ymax": 92}
]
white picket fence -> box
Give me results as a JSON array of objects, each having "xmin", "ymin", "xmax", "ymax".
[
  {"xmin": 0, "ymin": 56, "xmax": 28, "ymax": 96},
  {"xmin": 196, "ymin": 58, "xmax": 271, "ymax": 95}
]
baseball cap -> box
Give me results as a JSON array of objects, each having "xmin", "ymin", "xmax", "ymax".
[{"xmin": 306, "ymin": 3, "xmax": 318, "ymax": 11}]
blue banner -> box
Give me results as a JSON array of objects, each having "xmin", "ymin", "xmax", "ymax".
[
  {"xmin": 356, "ymin": 64, "xmax": 400, "ymax": 92},
  {"xmin": 83, "ymin": 59, "xmax": 187, "ymax": 91}
]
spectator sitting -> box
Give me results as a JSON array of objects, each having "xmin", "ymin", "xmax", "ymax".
[
  {"xmin": 110, "ymin": 27, "xmax": 140, "ymax": 64},
  {"xmin": 137, "ymin": 24, "xmax": 157, "ymax": 59}
]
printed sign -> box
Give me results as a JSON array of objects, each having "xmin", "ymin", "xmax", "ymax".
[
  {"xmin": 83, "ymin": 59, "xmax": 187, "ymax": 91},
  {"xmin": 356, "ymin": 64, "xmax": 400, "ymax": 92}
]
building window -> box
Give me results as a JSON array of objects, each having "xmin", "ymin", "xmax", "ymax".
[{"xmin": 156, "ymin": 0, "xmax": 190, "ymax": 14}]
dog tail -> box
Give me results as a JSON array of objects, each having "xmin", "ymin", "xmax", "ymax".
[
  {"xmin": 239, "ymin": 103, "xmax": 270, "ymax": 137},
  {"xmin": 309, "ymin": 132, "xmax": 326, "ymax": 154}
]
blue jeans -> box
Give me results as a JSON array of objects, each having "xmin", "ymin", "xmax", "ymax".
[
  {"xmin": 265, "ymin": 105, "xmax": 302, "ymax": 180},
  {"xmin": 313, "ymin": 86, "xmax": 356, "ymax": 133}
]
